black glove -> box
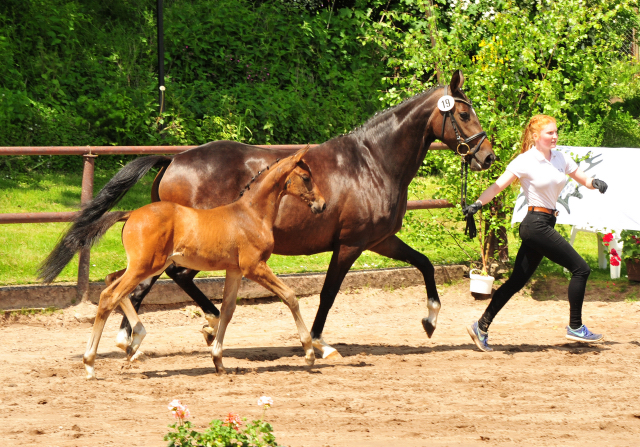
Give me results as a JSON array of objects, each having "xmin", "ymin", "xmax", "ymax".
[
  {"xmin": 463, "ymin": 201, "xmax": 482, "ymax": 216},
  {"xmin": 592, "ymin": 178, "xmax": 608, "ymax": 194}
]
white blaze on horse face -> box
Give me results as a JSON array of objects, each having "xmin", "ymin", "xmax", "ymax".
[{"xmin": 437, "ymin": 95, "xmax": 455, "ymax": 112}]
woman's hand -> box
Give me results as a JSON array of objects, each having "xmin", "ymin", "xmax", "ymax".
[
  {"xmin": 463, "ymin": 201, "xmax": 482, "ymax": 216},
  {"xmin": 591, "ymin": 178, "xmax": 608, "ymax": 194}
]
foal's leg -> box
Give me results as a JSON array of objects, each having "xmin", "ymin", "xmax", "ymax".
[
  {"xmin": 118, "ymin": 297, "xmax": 147, "ymax": 361},
  {"xmin": 245, "ymin": 262, "xmax": 315, "ymax": 367},
  {"xmin": 370, "ymin": 235, "xmax": 441, "ymax": 337},
  {"xmin": 310, "ymin": 244, "xmax": 363, "ymax": 359},
  {"xmin": 83, "ymin": 272, "xmax": 148, "ymax": 379},
  {"xmin": 83, "ymin": 278, "xmax": 132, "ymax": 379},
  {"xmin": 106, "ymin": 269, "xmax": 160, "ymax": 351},
  {"xmin": 211, "ymin": 269, "xmax": 242, "ymax": 374}
]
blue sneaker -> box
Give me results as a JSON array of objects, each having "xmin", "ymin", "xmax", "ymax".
[
  {"xmin": 566, "ymin": 325, "xmax": 604, "ymax": 343},
  {"xmin": 467, "ymin": 321, "xmax": 493, "ymax": 352}
]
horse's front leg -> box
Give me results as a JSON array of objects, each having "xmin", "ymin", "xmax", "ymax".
[
  {"xmin": 211, "ymin": 269, "xmax": 242, "ymax": 374},
  {"xmin": 370, "ymin": 235, "xmax": 441, "ymax": 337},
  {"xmin": 310, "ymin": 245, "xmax": 363, "ymax": 359},
  {"xmin": 165, "ymin": 265, "xmax": 221, "ymax": 346},
  {"xmin": 245, "ymin": 262, "xmax": 315, "ymax": 367}
]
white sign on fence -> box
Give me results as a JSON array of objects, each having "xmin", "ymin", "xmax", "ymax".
[{"xmin": 511, "ymin": 146, "xmax": 640, "ymax": 231}]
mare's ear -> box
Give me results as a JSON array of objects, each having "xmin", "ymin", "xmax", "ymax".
[
  {"xmin": 293, "ymin": 144, "xmax": 311, "ymax": 163},
  {"xmin": 449, "ymin": 70, "xmax": 465, "ymax": 93}
]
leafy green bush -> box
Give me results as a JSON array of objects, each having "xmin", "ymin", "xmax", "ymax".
[{"xmin": 367, "ymin": 0, "xmax": 640, "ymax": 265}]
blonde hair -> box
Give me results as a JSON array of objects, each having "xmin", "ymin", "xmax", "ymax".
[{"xmin": 519, "ymin": 114, "xmax": 556, "ymax": 154}]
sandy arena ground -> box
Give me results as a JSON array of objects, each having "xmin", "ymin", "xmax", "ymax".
[{"xmin": 1, "ymin": 278, "xmax": 639, "ymax": 446}]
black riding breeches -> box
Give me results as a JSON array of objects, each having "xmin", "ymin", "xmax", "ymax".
[{"xmin": 478, "ymin": 211, "xmax": 591, "ymax": 332}]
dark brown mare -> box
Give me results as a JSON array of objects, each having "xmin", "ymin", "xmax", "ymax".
[{"xmin": 39, "ymin": 70, "xmax": 495, "ymax": 359}]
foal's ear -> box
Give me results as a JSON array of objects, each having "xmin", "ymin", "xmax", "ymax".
[
  {"xmin": 293, "ymin": 144, "xmax": 311, "ymax": 163},
  {"xmin": 449, "ymin": 70, "xmax": 465, "ymax": 93}
]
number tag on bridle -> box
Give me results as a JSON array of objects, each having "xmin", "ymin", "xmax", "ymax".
[{"xmin": 437, "ymin": 95, "xmax": 455, "ymax": 112}]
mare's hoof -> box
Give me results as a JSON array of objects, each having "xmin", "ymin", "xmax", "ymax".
[
  {"xmin": 324, "ymin": 350, "xmax": 343, "ymax": 361},
  {"xmin": 422, "ymin": 317, "xmax": 436, "ymax": 338},
  {"xmin": 201, "ymin": 325, "xmax": 216, "ymax": 346}
]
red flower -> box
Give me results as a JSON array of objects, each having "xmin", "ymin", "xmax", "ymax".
[
  {"xmin": 610, "ymin": 248, "xmax": 618, "ymax": 256},
  {"xmin": 603, "ymin": 233, "xmax": 614, "ymax": 243},
  {"xmin": 610, "ymin": 257, "xmax": 620, "ymax": 266}
]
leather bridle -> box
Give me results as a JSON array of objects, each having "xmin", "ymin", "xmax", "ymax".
[
  {"xmin": 438, "ymin": 86, "xmax": 488, "ymax": 239},
  {"xmin": 439, "ymin": 86, "xmax": 488, "ymax": 158}
]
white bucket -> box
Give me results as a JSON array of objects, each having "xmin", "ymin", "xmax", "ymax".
[{"xmin": 469, "ymin": 269, "xmax": 495, "ymax": 295}]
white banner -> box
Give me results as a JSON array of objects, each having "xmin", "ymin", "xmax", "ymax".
[{"xmin": 511, "ymin": 146, "xmax": 640, "ymax": 231}]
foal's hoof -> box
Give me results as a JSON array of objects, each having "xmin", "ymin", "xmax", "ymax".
[
  {"xmin": 201, "ymin": 325, "xmax": 216, "ymax": 346},
  {"xmin": 422, "ymin": 317, "xmax": 436, "ymax": 338},
  {"xmin": 115, "ymin": 329, "xmax": 131, "ymax": 352},
  {"xmin": 305, "ymin": 353, "xmax": 316, "ymax": 366},
  {"xmin": 84, "ymin": 365, "xmax": 96, "ymax": 380}
]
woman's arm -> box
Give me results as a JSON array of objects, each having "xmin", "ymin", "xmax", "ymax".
[
  {"xmin": 476, "ymin": 170, "xmax": 518, "ymax": 205},
  {"xmin": 568, "ymin": 167, "xmax": 594, "ymax": 189}
]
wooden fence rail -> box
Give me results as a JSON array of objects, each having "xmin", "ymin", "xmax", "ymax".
[{"xmin": 0, "ymin": 143, "xmax": 454, "ymax": 300}]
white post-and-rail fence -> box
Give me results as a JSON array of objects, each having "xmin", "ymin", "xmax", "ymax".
[{"xmin": 0, "ymin": 144, "xmax": 454, "ymax": 300}]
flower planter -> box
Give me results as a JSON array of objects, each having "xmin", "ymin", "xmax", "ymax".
[
  {"xmin": 610, "ymin": 263, "xmax": 621, "ymax": 279},
  {"xmin": 626, "ymin": 259, "xmax": 640, "ymax": 282},
  {"xmin": 469, "ymin": 269, "xmax": 495, "ymax": 295}
]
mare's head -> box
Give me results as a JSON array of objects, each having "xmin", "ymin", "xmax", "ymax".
[
  {"xmin": 432, "ymin": 70, "xmax": 496, "ymax": 171},
  {"xmin": 280, "ymin": 146, "xmax": 326, "ymax": 214}
]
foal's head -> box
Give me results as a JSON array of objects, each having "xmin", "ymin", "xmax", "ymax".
[{"xmin": 281, "ymin": 146, "xmax": 326, "ymax": 214}]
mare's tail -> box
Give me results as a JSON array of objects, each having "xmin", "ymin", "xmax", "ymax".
[{"xmin": 37, "ymin": 155, "xmax": 172, "ymax": 283}]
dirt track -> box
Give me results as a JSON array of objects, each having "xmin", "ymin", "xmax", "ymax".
[{"xmin": 1, "ymin": 279, "xmax": 639, "ymax": 446}]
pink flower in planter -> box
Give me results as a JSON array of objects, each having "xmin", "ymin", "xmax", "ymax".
[
  {"xmin": 224, "ymin": 412, "xmax": 242, "ymax": 431},
  {"xmin": 168, "ymin": 400, "xmax": 191, "ymax": 422}
]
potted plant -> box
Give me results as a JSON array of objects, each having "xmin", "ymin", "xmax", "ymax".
[
  {"xmin": 602, "ymin": 232, "xmax": 622, "ymax": 279},
  {"xmin": 468, "ymin": 205, "xmax": 496, "ymax": 296},
  {"xmin": 619, "ymin": 230, "xmax": 640, "ymax": 282}
]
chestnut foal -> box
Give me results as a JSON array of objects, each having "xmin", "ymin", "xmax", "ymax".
[{"xmin": 82, "ymin": 146, "xmax": 325, "ymax": 379}]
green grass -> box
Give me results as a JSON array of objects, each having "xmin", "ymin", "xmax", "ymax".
[{"xmin": 0, "ymin": 169, "xmax": 622, "ymax": 285}]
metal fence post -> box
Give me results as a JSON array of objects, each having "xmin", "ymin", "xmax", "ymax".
[{"xmin": 77, "ymin": 153, "xmax": 97, "ymax": 302}]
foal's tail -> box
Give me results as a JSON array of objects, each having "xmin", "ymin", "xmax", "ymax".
[{"xmin": 37, "ymin": 155, "xmax": 172, "ymax": 283}]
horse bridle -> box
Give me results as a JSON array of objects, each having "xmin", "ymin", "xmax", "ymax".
[
  {"xmin": 438, "ymin": 86, "xmax": 487, "ymax": 239},
  {"xmin": 439, "ymin": 86, "xmax": 488, "ymax": 158}
]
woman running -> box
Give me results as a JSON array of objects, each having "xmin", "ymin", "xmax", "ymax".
[{"xmin": 464, "ymin": 114, "xmax": 608, "ymax": 352}]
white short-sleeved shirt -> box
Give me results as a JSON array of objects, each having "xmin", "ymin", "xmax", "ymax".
[{"xmin": 506, "ymin": 147, "xmax": 578, "ymax": 210}]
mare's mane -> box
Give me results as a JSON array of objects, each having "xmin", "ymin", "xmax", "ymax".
[
  {"xmin": 339, "ymin": 84, "xmax": 472, "ymax": 141},
  {"xmin": 344, "ymin": 85, "xmax": 442, "ymax": 139}
]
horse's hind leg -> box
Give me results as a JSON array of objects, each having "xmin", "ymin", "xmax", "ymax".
[
  {"xmin": 84, "ymin": 272, "xmax": 148, "ymax": 379},
  {"xmin": 211, "ymin": 269, "xmax": 242, "ymax": 374},
  {"xmin": 107, "ymin": 269, "xmax": 160, "ymax": 351},
  {"xmin": 370, "ymin": 235, "xmax": 441, "ymax": 337},
  {"xmin": 165, "ymin": 265, "xmax": 221, "ymax": 346},
  {"xmin": 245, "ymin": 262, "xmax": 315, "ymax": 367},
  {"xmin": 83, "ymin": 278, "xmax": 129, "ymax": 379},
  {"xmin": 118, "ymin": 297, "xmax": 147, "ymax": 361}
]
